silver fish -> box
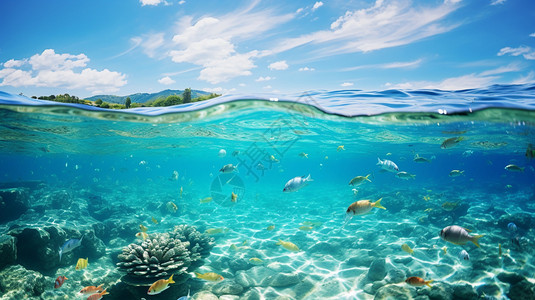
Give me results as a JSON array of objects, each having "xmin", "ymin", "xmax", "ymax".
[
  {"xmin": 377, "ymin": 158, "xmax": 399, "ymax": 172},
  {"xmin": 59, "ymin": 236, "xmax": 83, "ymax": 261},
  {"xmin": 458, "ymin": 249, "xmax": 470, "ymax": 260},
  {"xmin": 283, "ymin": 174, "xmax": 312, "ymax": 192},
  {"xmin": 219, "ymin": 164, "xmax": 238, "ymax": 173}
]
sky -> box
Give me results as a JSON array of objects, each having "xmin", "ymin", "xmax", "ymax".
[{"xmin": 0, "ymin": 0, "xmax": 534, "ymax": 98}]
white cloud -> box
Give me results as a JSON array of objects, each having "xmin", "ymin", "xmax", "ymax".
[
  {"xmin": 179, "ymin": 0, "xmax": 185, "ymax": 4},
  {"xmin": 140, "ymin": 0, "xmax": 162, "ymax": 6},
  {"xmin": 271, "ymin": 0, "xmax": 461, "ymax": 56},
  {"xmin": 498, "ymin": 46, "xmax": 535, "ymax": 60},
  {"xmin": 263, "ymin": 85, "xmax": 272, "ymax": 89},
  {"xmin": 0, "ymin": 49, "xmax": 126, "ymax": 94},
  {"xmin": 198, "ymin": 51, "xmax": 258, "ymax": 84},
  {"xmin": 341, "ymin": 82, "xmax": 354, "ymax": 87},
  {"xmin": 490, "ymin": 0, "xmax": 506, "ymax": 5},
  {"xmin": 312, "ymin": 2, "xmax": 324, "ymax": 11},
  {"xmin": 158, "ymin": 76, "xmax": 176, "ymax": 85},
  {"xmin": 479, "ymin": 63, "xmax": 521, "ymax": 76},
  {"xmin": 256, "ymin": 76, "xmax": 274, "ymax": 81},
  {"xmin": 202, "ymin": 86, "xmax": 236, "ymax": 94},
  {"xmin": 139, "ymin": 33, "xmax": 165, "ymax": 58},
  {"xmin": 530, "ymin": 33, "xmax": 535, "ymax": 38},
  {"xmin": 511, "ymin": 71, "xmax": 535, "ymax": 85},
  {"xmin": 299, "ymin": 66, "xmax": 315, "ymax": 71},
  {"xmin": 239, "ymin": 83, "xmax": 246, "ymax": 87},
  {"xmin": 268, "ymin": 60, "xmax": 288, "ymax": 70}
]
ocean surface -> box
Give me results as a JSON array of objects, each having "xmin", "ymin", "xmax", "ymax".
[{"xmin": 0, "ymin": 84, "xmax": 534, "ymax": 300}]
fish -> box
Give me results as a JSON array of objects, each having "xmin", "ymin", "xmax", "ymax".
[
  {"xmin": 439, "ymin": 225, "xmax": 484, "ymax": 247},
  {"xmin": 177, "ymin": 289, "xmax": 191, "ymax": 300},
  {"xmin": 299, "ymin": 152, "xmax": 309, "ymax": 158},
  {"xmin": 441, "ymin": 136, "xmax": 464, "ymax": 149},
  {"xmin": 230, "ymin": 244, "xmax": 250, "ymax": 251},
  {"xmin": 462, "ymin": 150, "xmax": 474, "ymax": 157},
  {"xmin": 80, "ymin": 284, "xmax": 104, "ymax": 295},
  {"xmin": 179, "ymin": 186, "xmax": 183, "ymax": 198},
  {"xmin": 352, "ymin": 188, "xmax": 358, "ymax": 195},
  {"xmin": 139, "ymin": 224, "xmax": 148, "ymax": 232},
  {"xmin": 526, "ymin": 144, "xmax": 535, "ymax": 159},
  {"xmin": 449, "ymin": 170, "xmax": 464, "ymax": 177},
  {"xmin": 270, "ymin": 155, "xmax": 279, "ymax": 162},
  {"xmin": 299, "ymin": 226, "xmax": 314, "ymax": 231},
  {"xmin": 441, "ymin": 201, "xmax": 459, "ymax": 211},
  {"xmin": 423, "ymin": 196, "xmax": 431, "ymax": 201},
  {"xmin": 505, "ymin": 164, "xmax": 524, "ymax": 172},
  {"xmin": 413, "ymin": 154, "xmax": 430, "ymax": 163},
  {"xmin": 276, "ymin": 239, "xmax": 301, "ymax": 252},
  {"xmin": 59, "ymin": 237, "xmax": 83, "ymax": 262},
  {"xmin": 249, "ymin": 258, "xmax": 264, "ymax": 265},
  {"xmin": 441, "ymin": 246, "xmax": 448, "ymax": 255},
  {"xmin": 205, "ymin": 228, "xmax": 229, "ymax": 235},
  {"xmin": 346, "ymin": 198, "xmax": 386, "ymax": 218},
  {"xmin": 136, "ymin": 232, "xmax": 149, "ymax": 240},
  {"xmin": 54, "ymin": 275, "xmax": 68, "ymax": 288},
  {"xmin": 220, "ymin": 164, "xmax": 239, "ymax": 173},
  {"xmin": 195, "ymin": 272, "xmax": 224, "ymax": 281},
  {"xmin": 266, "ymin": 225, "xmax": 275, "ymax": 231},
  {"xmin": 302, "ymin": 220, "xmax": 323, "ymax": 227},
  {"xmin": 166, "ymin": 201, "xmax": 178, "ymax": 213},
  {"xmin": 86, "ymin": 289, "xmax": 109, "ymax": 300},
  {"xmin": 283, "ymin": 174, "xmax": 313, "ymax": 192},
  {"xmin": 507, "ymin": 222, "xmax": 518, "ymax": 233},
  {"xmin": 200, "ymin": 197, "xmax": 213, "ymax": 203},
  {"xmin": 401, "ymin": 243, "xmax": 414, "ymax": 255},
  {"xmin": 231, "ymin": 192, "xmax": 238, "ymax": 203},
  {"xmin": 405, "ymin": 276, "xmax": 433, "ymax": 288},
  {"xmin": 147, "ymin": 275, "xmax": 175, "ymax": 295},
  {"xmin": 376, "ymin": 158, "xmax": 399, "ymax": 172},
  {"xmin": 349, "ymin": 174, "xmax": 372, "ymax": 186},
  {"xmin": 337, "ymin": 145, "xmax": 345, "ymax": 151},
  {"xmin": 170, "ymin": 170, "xmax": 178, "ymax": 181},
  {"xmin": 458, "ymin": 250, "xmax": 470, "ymax": 260},
  {"xmin": 218, "ymin": 149, "xmax": 227, "ymax": 157},
  {"xmin": 424, "ymin": 208, "xmax": 433, "ymax": 213},
  {"xmin": 75, "ymin": 258, "xmax": 88, "ymax": 270},
  {"xmin": 232, "ymin": 150, "xmax": 240, "ymax": 156},
  {"xmin": 396, "ymin": 171, "xmax": 416, "ymax": 180},
  {"xmin": 151, "ymin": 217, "xmax": 158, "ymax": 224}
]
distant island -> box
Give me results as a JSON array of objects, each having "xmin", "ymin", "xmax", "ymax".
[{"xmin": 30, "ymin": 88, "xmax": 220, "ymax": 109}]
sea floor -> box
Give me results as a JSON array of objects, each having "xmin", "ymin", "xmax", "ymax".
[{"xmin": 0, "ymin": 180, "xmax": 534, "ymax": 300}]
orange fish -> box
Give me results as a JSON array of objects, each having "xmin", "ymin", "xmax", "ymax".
[
  {"xmin": 54, "ymin": 275, "xmax": 68, "ymax": 289},
  {"xmin": 86, "ymin": 289, "xmax": 109, "ymax": 300},
  {"xmin": 405, "ymin": 276, "xmax": 433, "ymax": 288},
  {"xmin": 148, "ymin": 275, "xmax": 175, "ymax": 295},
  {"xmin": 80, "ymin": 284, "xmax": 104, "ymax": 295}
]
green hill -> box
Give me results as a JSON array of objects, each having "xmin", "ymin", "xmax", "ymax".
[{"xmin": 86, "ymin": 89, "xmax": 210, "ymax": 104}]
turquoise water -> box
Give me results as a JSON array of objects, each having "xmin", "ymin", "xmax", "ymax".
[{"xmin": 0, "ymin": 85, "xmax": 534, "ymax": 300}]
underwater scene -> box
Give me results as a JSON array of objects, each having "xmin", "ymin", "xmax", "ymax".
[{"xmin": 1, "ymin": 84, "xmax": 535, "ymax": 300}]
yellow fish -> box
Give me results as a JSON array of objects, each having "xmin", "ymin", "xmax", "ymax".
[
  {"xmin": 337, "ymin": 145, "xmax": 345, "ymax": 151},
  {"xmin": 75, "ymin": 258, "xmax": 88, "ymax": 270},
  {"xmin": 230, "ymin": 244, "xmax": 250, "ymax": 251},
  {"xmin": 349, "ymin": 174, "xmax": 372, "ymax": 186},
  {"xmin": 195, "ymin": 272, "xmax": 224, "ymax": 281},
  {"xmin": 231, "ymin": 192, "xmax": 238, "ymax": 203},
  {"xmin": 424, "ymin": 208, "xmax": 433, "ymax": 213},
  {"xmin": 299, "ymin": 152, "xmax": 309, "ymax": 158},
  {"xmin": 441, "ymin": 246, "xmax": 448, "ymax": 255},
  {"xmin": 249, "ymin": 258, "xmax": 264, "ymax": 265},
  {"xmin": 270, "ymin": 155, "xmax": 279, "ymax": 163},
  {"xmin": 136, "ymin": 232, "xmax": 148, "ymax": 240},
  {"xmin": 441, "ymin": 201, "xmax": 459, "ymax": 211},
  {"xmin": 324, "ymin": 156, "xmax": 328, "ymax": 160},
  {"xmin": 179, "ymin": 186, "xmax": 183, "ymax": 198},
  {"xmin": 148, "ymin": 275, "xmax": 175, "ymax": 295},
  {"xmin": 346, "ymin": 198, "xmax": 386, "ymax": 216},
  {"xmin": 276, "ymin": 239, "xmax": 300, "ymax": 252},
  {"xmin": 166, "ymin": 201, "xmax": 178, "ymax": 213},
  {"xmin": 205, "ymin": 228, "xmax": 229, "ymax": 235},
  {"xmin": 200, "ymin": 197, "xmax": 213, "ymax": 204},
  {"xmin": 423, "ymin": 196, "xmax": 431, "ymax": 201},
  {"xmin": 401, "ymin": 243, "xmax": 414, "ymax": 255},
  {"xmin": 151, "ymin": 217, "xmax": 158, "ymax": 224},
  {"xmin": 266, "ymin": 225, "xmax": 275, "ymax": 231},
  {"xmin": 302, "ymin": 220, "xmax": 323, "ymax": 227},
  {"xmin": 298, "ymin": 226, "xmax": 314, "ymax": 231},
  {"xmin": 139, "ymin": 224, "xmax": 148, "ymax": 232}
]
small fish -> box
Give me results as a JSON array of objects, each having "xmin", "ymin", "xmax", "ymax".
[
  {"xmin": 441, "ymin": 201, "xmax": 459, "ymax": 211},
  {"xmin": 177, "ymin": 289, "xmax": 190, "ymax": 300},
  {"xmin": 230, "ymin": 244, "xmax": 250, "ymax": 251},
  {"xmin": 352, "ymin": 188, "xmax": 358, "ymax": 195},
  {"xmin": 396, "ymin": 171, "xmax": 415, "ymax": 180},
  {"xmin": 302, "ymin": 220, "xmax": 323, "ymax": 227},
  {"xmin": 80, "ymin": 284, "xmax": 104, "ymax": 295},
  {"xmin": 54, "ymin": 275, "xmax": 68, "ymax": 289},
  {"xmin": 195, "ymin": 272, "xmax": 224, "ymax": 281},
  {"xmin": 205, "ymin": 228, "xmax": 229, "ymax": 235},
  {"xmin": 266, "ymin": 225, "xmax": 275, "ymax": 231},
  {"xmin": 270, "ymin": 155, "xmax": 279, "ymax": 162},
  {"xmin": 276, "ymin": 239, "xmax": 300, "ymax": 252},
  {"xmin": 376, "ymin": 158, "xmax": 399, "ymax": 172},
  {"xmin": 462, "ymin": 150, "xmax": 474, "ymax": 157},
  {"xmin": 87, "ymin": 289, "xmax": 109, "ymax": 300},
  {"xmin": 401, "ymin": 243, "xmax": 414, "ymax": 255},
  {"xmin": 507, "ymin": 222, "xmax": 518, "ymax": 233},
  {"xmin": 498, "ymin": 243, "xmax": 502, "ymax": 258},
  {"xmin": 170, "ymin": 170, "xmax": 179, "ymax": 181},
  {"xmin": 299, "ymin": 226, "xmax": 314, "ymax": 231},
  {"xmin": 139, "ymin": 224, "xmax": 148, "ymax": 232},
  {"xmin": 349, "ymin": 174, "xmax": 371, "ymax": 186},
  {"xmin": 179, "ymin": 186, "xmax": 183, "ymax": 198},
  {"xmin": 232, "ymin": 150, "xmax": 240, "ymax": 156},
  {"xmin": 458, "ymin": 250, "xmax": 470, "ymax": 260},
  {"xmin": 423, "ymin": 196, "xmax": 431, "ymax": 201},
  {"xmin": 200, "ymin": 197, "xmax": 213, "ymax": 204},
  {"xmin": 405, "ymin": 276, "xmax": 433, "ymax": 288},
  {"xmin": 249, "ymin": 258, "xmax": 264, "ymax": 265},
  {"xmin": 345, "ymin": 198, "xmax": 386, "ymax": 217},
  {"xmin": 424, "ymin": 208, "xmax": 433, "ymax": 213},
  {"xmin": 231, "ymin": 192, "xmax": 238, "ymax": 203},
  {"xmin": 413, "ymin": 154, "xmax": 430, "ymax": 163},
  {"xmin": 75, "ymin": 258, "xmax": 88, "ymax": 270},
  {"xmin": 299, "ymin": 152, "xmax": 309, "ymax": 158},
  {"xmin": 139, "ymin": 160, "xmax": 147, "ymax": 166},
  {"xmin": 526, "ymin": 143, "xmax": 535, "ymax": 160},
  {"xmin": 220, "ymin": 164, "xmax": 239, "ymax": 173},
  {"xmin": 441, "ymin": 136, "xmax": 464, "ymax": 149},
  {"xmin": 148, "ymin": 275, "xmax": 175, "ymax": 295},
  {"xmin": 59, "ymin": 237, "xmax": 83, "ymax": 262},
  {"xmin": 337, "ymin": 145, "xmax": 345, "ymax": 151},
  {"xmin": 136, "ymin": 232, "xmax": 149, "ymax": 240},
  {"xmin": 439, "ymin": 225, "xmax": 483, "ymax": 247},
  {"xmin": 442, "ymin": 246, "xmax": 448, "ymax": 255},
  {"xmin": 166, "ymin": 201, "xmax": 178, "ymax": 213},
  {"xmin": 283, "ymin": 174, "xmax": 313, "ymax": 192},
  {"xmin": 151, "ymin": 217, "xmax": 158, "ymax": 224},
  {"xmin": 449, "ymin": 170, "xmax": 464, "ymax": 177},
  {"xmin": 505, "ymin": 164, "xmax": 524, "ymax": 172}
]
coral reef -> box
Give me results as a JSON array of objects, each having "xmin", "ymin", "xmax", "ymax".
[
  {"xmin": 0, "ymin": 264, "xmax": 47, "ymax": 299},
  {"xmin": 171, "ymin": 224, "xmax": 214, "ymax": 268}
]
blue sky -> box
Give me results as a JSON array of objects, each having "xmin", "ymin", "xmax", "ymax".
[{"xmin": 0, "ymin": 0, "xmax": 534, "ymax": 98}]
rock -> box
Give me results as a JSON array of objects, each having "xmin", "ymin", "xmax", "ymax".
[
  {"xmin": 0, "ymin": 264, "xmax": 47, "ymax": 298},
  {"xmin": 46, "ymin": 190, "xmax": 72, "ymax": 209},
  {"xmin": 507, "ymin": 280, "xmax": 535, "ymax": 300},
  {"xmin": 268, "ymin": 272, "xmax": 301, "ymax": 287},
  {"xmin": 0, "ymin": 188, "xmax": 30, "ymax": 223},
  {"xmin": 367, "ymin": 258, "xmax": 386, "ymax": 281},
  {"xmin": 241, "ymin": 288, "xmax": 261, "ymax": 300},
  {"xmin": 211, "ymin": 280, "xmax": 244, "ymax": 296},
  {"xmin": 497, "ymin": 271, "xmax": 526, "ymax": 285},
  {"xmin": 229, "ymin": 258, "xmax": 251, "ymax": 272},
  {"xmin": 427, "ymin": 282, "xmax": 453, "ymax": 300},
  {"xmin": 235, "ymin": 266, "xmax": 276, "ymax": 288},
  {"xmin": 0, "ymin": 235, "xmax": 17, "ymax": 269},
  {"xmin": 293, "ymin": 277, "xmax": 315, "ymax": 298},
  {"xmin": 453, "ymin": 284, "xmax": 477, "ymax": 300},
  {"xmin": 385, "ymin": 268, "xmax": 405, "ymax": 283},
  {"xmin": 498, "ymin": 213, "xmax": 534, "ymax": 230},
  {"xmin": 476, "ymin": 283, "xmax": 501, "ymax": 297},
  {"xmin": 308, "ymin": 241, "xmax": 342, "ymax": 256},
  {"xmin": 192, "ymin": 290, "xmax": 219, "ymax": 300},
  {"xmin": 374, "ymin": 284, "xmax": 414, "ymax": 300},
  {"xmin": 219, "ymin": 295, "xmax": 239, "ymax": 300},
  {"xmin": 314, "ymin": 279, "xmax": 347, "ymax": 297}
]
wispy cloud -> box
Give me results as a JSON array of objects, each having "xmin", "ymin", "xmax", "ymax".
[
  {"xmin": 255, "ymin": 76, "xmax": 274, "ymax": 81},
  {"xmin": 272, "ymin": 0, "xmax": 462, "ymax": 56},
  {"xmin": 343, "ymin": 58, "xmax": 423, "ymax": 71},
  {"xmin": 268, "ymin": 60, "xmax": 289, "ymax": 70},
  {"xmin": 498, "ymin": 46, "xmax": 535, "ymax": 60},
  {"xmin": 341, "ymin": 82, "xmax": 354, "ymax": 87},
  {"xmin": 312, "ymin": 2, "xmax": 324, "ymax": 11},
  {"xmin": 490, "ymin": 0, "xmax": 506, "ymax": 5},
  {"xmin": 0, "ymin": 49, "xmax": 126, "ymax": 94},
  {"xmin": 511, "ymin": 71, "xmax": 535, "ymax": 85},
  {"xmin": 299, "ymin": 67, "xmax": 315, "ymax": 71}
]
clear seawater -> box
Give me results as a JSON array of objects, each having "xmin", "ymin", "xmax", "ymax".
[{"xmin": 0, "ymin": 85, "xmax": 534, "ymax": 300}]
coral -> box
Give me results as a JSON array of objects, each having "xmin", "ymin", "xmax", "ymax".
[
  {"xmin": 172, "ymin": 224, "xmax": 214, "ymax": 259},
  {"xmin": 0, "ymin": 264, "xmax": 47, "ymax": 299},
  {"xmin": 0, "ymin": 235, "xmax": 17, "ymax": 269}
]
